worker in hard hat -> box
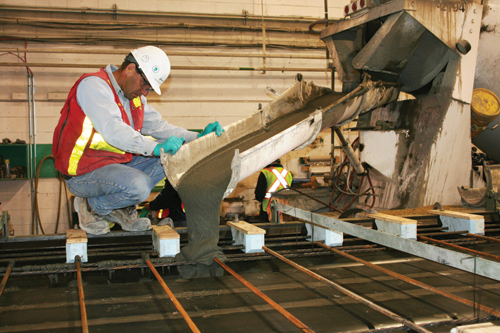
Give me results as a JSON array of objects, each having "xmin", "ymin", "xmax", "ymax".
[
  {"xmin": 254, "ymin": 159, "xmax": 293, "ymax": 221},
  {"xmin": 53, "ymin": 45, "xmax": 224, "ymax": 235}
]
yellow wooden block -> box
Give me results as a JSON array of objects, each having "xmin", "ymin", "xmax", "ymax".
[
  {"xmin": 367, "ymin": 213, "xmax": 417, "ymax": 225},
  {"xmin": 66, "ymin": 229, "xmax": 88, "ymax": 244},
  {"xmin": 227, "ymin": 221, "xmax": 266, "ymax": 235},
  {"xmin": 429, "ymin": 210, "xmax": 484, "ymax": 220},
  {"xmin": 152, "ymin": 225, "xmax": 180, "ymax": 239}
]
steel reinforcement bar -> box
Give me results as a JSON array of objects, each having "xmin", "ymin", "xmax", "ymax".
[
  {"xmin": 262, "ymin": 246, "xmax": 432, "ymax": 333},
  {"xmin": 75, "ymin": 256, "xmax": 89, "ymax": 333},
  {"xmin": 214, "ymin": 257, "xmax": 315, "ymax": 333},
  {"xmin": 144, "ymin": 257, "xmax": 200, "ymax": 333},
  {"xmin": 315, "ymin": 242, "xmax": 500, "ymax": 318}
]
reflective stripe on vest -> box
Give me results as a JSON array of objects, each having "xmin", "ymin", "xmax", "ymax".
[
  {"xmin": 157, "ymin": 209, "xmax": 170, "ymax": 219},
  {"xmin": 132, "ymin": 96, "xmax": 141, "ymax": 108},
  {"xmin": 67, "ymin": 115, "xmax": 127, "ymax": 175},
  {"xmin": 264, "ymin": 168, "xmax": 290, "ymax": 199}
]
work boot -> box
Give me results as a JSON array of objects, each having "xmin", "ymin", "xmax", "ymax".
[
  {"xmin": 157, "ymin": 217, "xmax": 174, "ymax": 228},
  {"xmin": 74, "ymin": 196, "xmax": 110, "ymax": 235},
  {"xmin": 104, "ymin": 206, "xmax": 152, "ymax": 232}
]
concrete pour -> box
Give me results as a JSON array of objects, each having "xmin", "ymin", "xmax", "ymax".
[{"xmin": 163, "ymin": 78, "xmax": 399, "ymax": 278}]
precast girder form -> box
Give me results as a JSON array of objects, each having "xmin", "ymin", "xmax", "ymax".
[{"xmin": 275, "ymin": 203, "xmax": 500, "ymax": 282}]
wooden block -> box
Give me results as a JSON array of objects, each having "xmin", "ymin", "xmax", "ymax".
[
  {"xmin": 229, "ymin": 221, "xmax": 265, "ymax": 253},
  {"xmin": 66, "ymin": 229, "xmax": 87, "ymax": 244},
  {"xmin": 367, "ymin": 213, "xmax": 416, "ymax": 225},
  {"xmin": 152, "ymin": 225, "xmax": 180, "ymax": 239},
  {"xmin": 228, "ymin": 221, "xmax": 266, "ymax": 235},
  {"xmin": 368, "ymin": 213, "xmax": 417, "ymax": 239},
  {"xmin": 428, "ymin": 210, "xmax": 483, "ymax": 220},
  {"xmin": 66, "ymin": 229, "xmax": 88, "ymax": 263}
]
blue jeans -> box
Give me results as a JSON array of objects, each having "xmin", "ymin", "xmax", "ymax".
[{"xmin": 65, "ymin": 156, "xmax": 165, "ymax": 215}]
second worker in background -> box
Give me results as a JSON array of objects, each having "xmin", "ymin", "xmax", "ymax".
[{"xmin": 254, "ymin": 159, "xmax": 293, "ymax": 221}]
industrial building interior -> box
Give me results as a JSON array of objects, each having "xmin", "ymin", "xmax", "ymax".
[{"xmin": 1, "ymin": 0, "xmax": 500, "ymax": 332}]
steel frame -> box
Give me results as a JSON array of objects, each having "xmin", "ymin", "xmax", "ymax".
[{"xmin": 275, "ymin": 203, "xmax": 500, "ymax": 282}]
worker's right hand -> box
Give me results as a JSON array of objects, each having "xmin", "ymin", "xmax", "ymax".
[{"xmin": 153, "ymin": 136, "xmax": 185, "ymax": 156}]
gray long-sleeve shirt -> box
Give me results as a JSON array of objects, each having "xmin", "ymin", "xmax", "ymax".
[{"xmin": 76, "ymin": 64, "xmax": 198, "ymax": 156}]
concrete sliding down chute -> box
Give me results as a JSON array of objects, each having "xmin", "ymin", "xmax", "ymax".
[{"xmin": 160, "ymin": 76, "xmax": 400, "ymax": 278}]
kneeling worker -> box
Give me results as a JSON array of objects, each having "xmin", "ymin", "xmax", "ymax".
[{"xmin": 53, "ymin": 46, "xmax": 223, "ymax": 234}]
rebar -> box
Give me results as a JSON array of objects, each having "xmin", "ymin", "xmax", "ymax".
[
  {"xmin": 262, "ymin": 246, "xmax": 432, "ymax": 333},
  {"xmin": 0, "ymin": 261, "xmax": 14, "ymax": 297},
  {"xmin": 419, "ymin": 235, "xmax": 500, "ymax": 261},
  {"xmin": 316, "ymin": 242, "xmax": 500, "ymax": 317},
  {"xmin": 214, "ymin": 257, "xmax": 315, "ymax": 333},
  {"xmin": 75, "ymin": 256, "xmax": 89, "ymax": 333},
  {"xmin": 466, "ymin": 233, "xmax": 500, "ymax": 243},
  {"xmin": 145, "ymin": 258, "xmax": 200, "ymax": 333}
]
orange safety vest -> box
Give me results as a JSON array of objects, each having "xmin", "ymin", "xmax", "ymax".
[
  {"xmin": 52, "ymin": 68, "xmax": 144, "ymax": 176},
  {"xmin": 157, "ymin": 203, "xmax": 185, "ymax": 219},
  {"xmin": 261, "ymin": 167, "xmax": 292, "ymax": 217}
]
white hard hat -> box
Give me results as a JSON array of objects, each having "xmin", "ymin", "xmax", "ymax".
[{"xmin": 130, "ymin": 46, "xmax": 170, "ymax": 95}]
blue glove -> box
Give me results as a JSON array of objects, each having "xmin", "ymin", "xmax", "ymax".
[
  {"xmin": 198, "ymin": 121, "xmax": 224, "ymax": 138},
  {"xmin": 153, "ymin": 136, "xmax": 185, "ymax": 156}
]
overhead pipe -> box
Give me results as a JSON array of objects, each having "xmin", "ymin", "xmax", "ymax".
[
  {"xmin": 0, "ymin": 62, "xmax": 329, "ymax": 72},
  {"xmin": 1, "ymin": 36, "xmax": 322, "ymax": 50},
  {"xmin": 0, "ymin": 16, "xmax": 318, "ymax": 35},
  {"xmin": 0, "ymin": 48, "xmax": 325, "ymax": 60},
  {"xmin": 0, "ymin": 5, "xmax": 321, "ymax": 24}
]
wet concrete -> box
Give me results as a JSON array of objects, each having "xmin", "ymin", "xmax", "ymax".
[
  {"xmin": 171, "ymin": 77, "xmax": 404, "ymax": 278},
  {"xmin": 174, "ymin": 91, "xmax": 346, "ymax": 278}
]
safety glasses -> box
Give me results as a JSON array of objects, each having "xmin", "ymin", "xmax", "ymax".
[{"xmin": 135, "ymin": 67, "xmax": 154, "ymax": 93}]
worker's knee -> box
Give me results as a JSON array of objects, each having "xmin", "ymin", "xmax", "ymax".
[{"xmin": 126, "ymin": 177, "xmax": 154, "ymax": 203}]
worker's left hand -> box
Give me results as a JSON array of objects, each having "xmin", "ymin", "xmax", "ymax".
[
  {"xmin": 153, "ymin": 136, "xmax": 185, "ymax": 156},
  {"xmin": 198, "ymin": 121, "xmax": 224, "ymax": 138}
]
